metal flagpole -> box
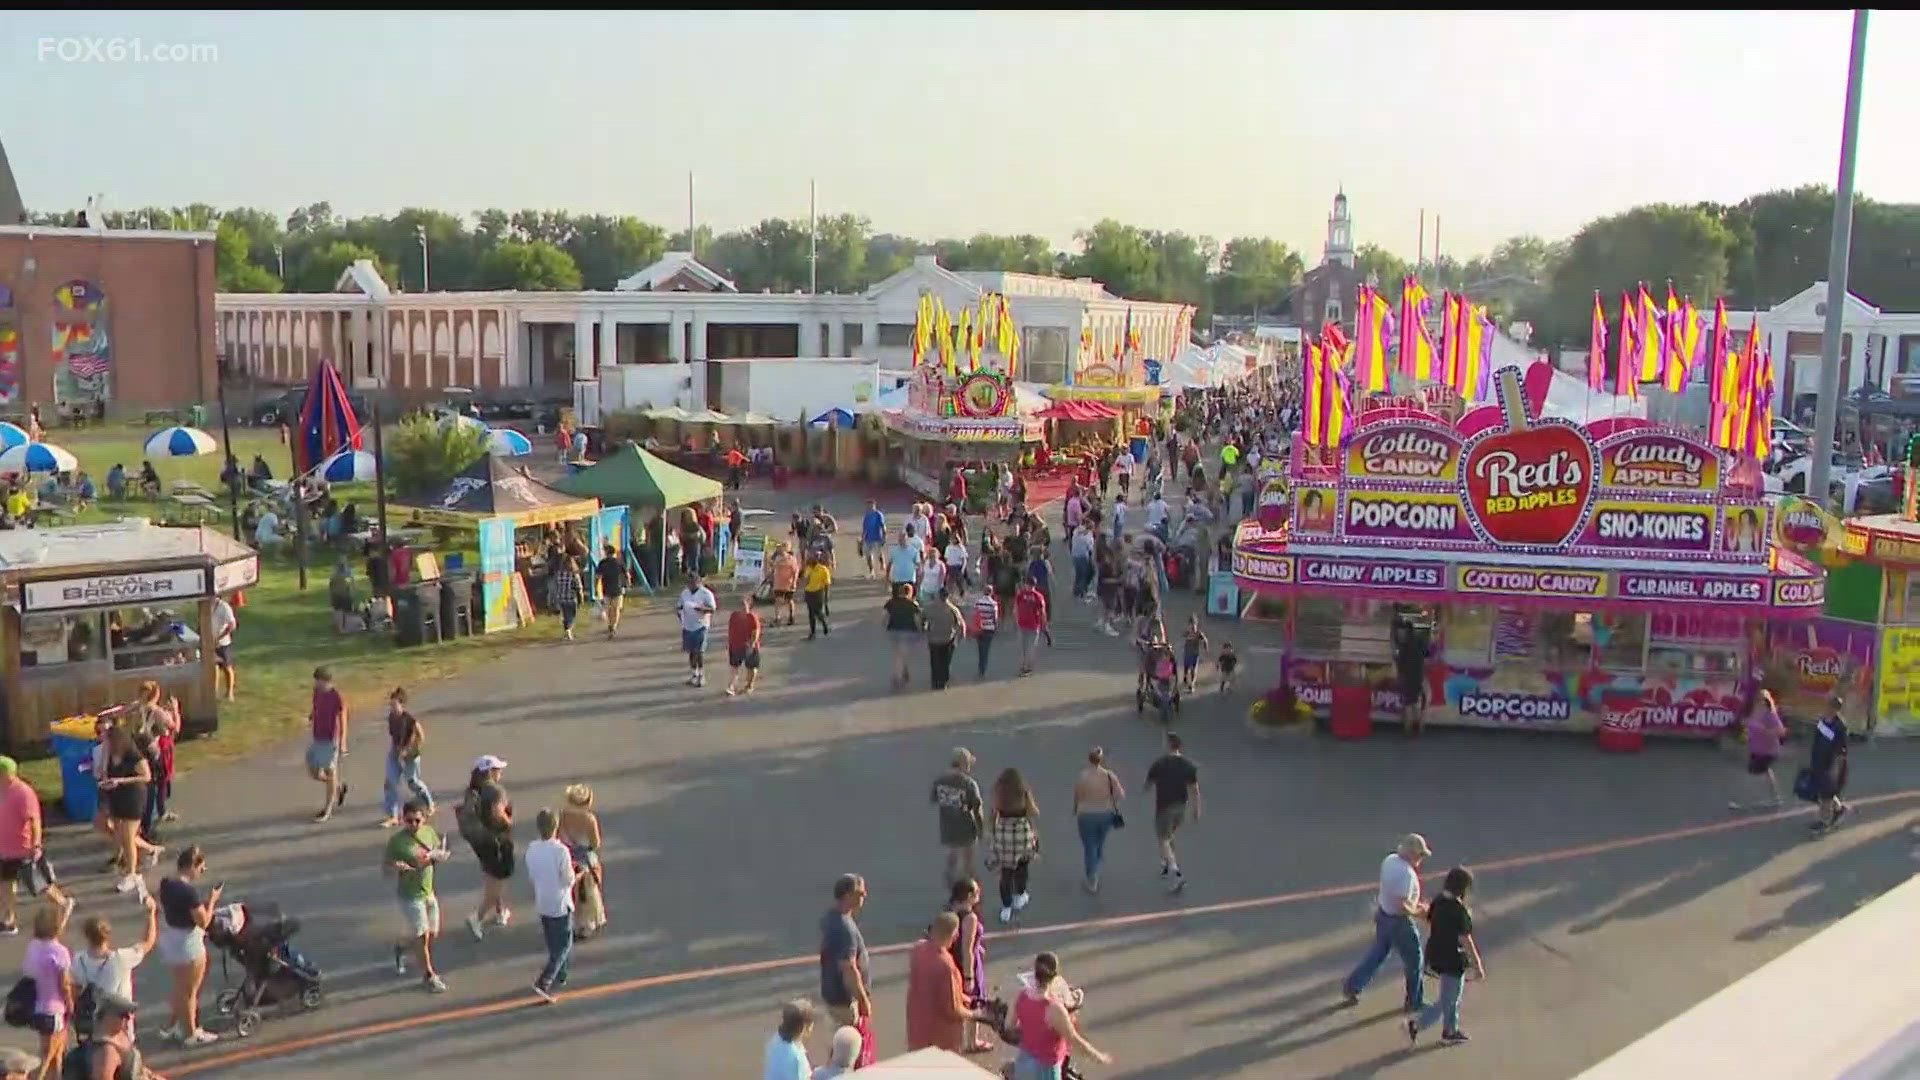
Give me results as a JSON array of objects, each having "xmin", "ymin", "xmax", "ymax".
[
  {"xmin": 371, "ymin": 396, "xmax": 390, "ymax": 562},
  {"xmin": 1416, "ymin": 210, "xmax": 1425, "ymax": 280},
  {"xmin": 809, "ymin": 179, "xmax": 818, "ymax": 295},
  {"xmin": 687, "ymin": 172, "xmax": 696, "ymax": 256},
  {"xmin": 1808, "ymin": 8, "xmax": 1871, "ymax": 501},
  {"xmin": 216, "ymin": 355, "xmax": 241, "ymax": 540}
]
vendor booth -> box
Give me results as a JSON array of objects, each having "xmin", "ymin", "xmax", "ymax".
[
  {"xmin": 880, "ymin": 364, "xmax": 1046, "ymax": 501},
  {"xmin": 1806, "ymin": 493, "xmax": 1920, "ymax": 736},
  {"xmin": 1757, "ymin": 496, "xmax": 1877, "ymax": 730},
  {"xmin": 2, "ymin": 520, "xmax": 256, "ymax": 753},
  {"xmin": 553, "ymin": 443, "xmax": 722, "ymax": 587},
  {"xmin": 1045, "ymin": 360, "xmax": 1162, "ymax": 460},
  {"xmin": 398, "ymin": 456, "xmax": 609, "ymax": 633},
  {"xmin": 1232, "ymin": 370, "xmax": 1825, "ymax": 745}
]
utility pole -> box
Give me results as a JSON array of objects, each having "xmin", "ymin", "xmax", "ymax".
[
  {"xmin": 1808, "ymin": 8, "xmax": 1871, "ymax": 503},
  {"xmin": 808, "ymin": 179, "xmax": 818, "ymax": 295},
  {"xmin": 687, "ymin": 172, "xmax": 696, "ymax": 256},
  {"xmin": 416, "ymin": 225, "xmax": 430, "ymax": 292},
  {"xmin": 1416, "ymin": 209, "xmax": 1425, "ymax": 280}
]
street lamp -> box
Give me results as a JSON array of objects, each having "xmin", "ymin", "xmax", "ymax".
[
  {"xmin": 416, "ymin": 225, "xmax": 430, "ymax": 292},
  {"xmin": 274, "ymin": 244, "xmax": 284, "ymax": 282},
  {"xmin": 1807, "ymin": 9, "xmax": 1871, "ymax": 501}
]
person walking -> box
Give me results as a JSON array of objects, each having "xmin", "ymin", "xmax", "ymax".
[
  {"xmin": 726, "ymin": 593, "xmax": 764, "ymax": 696},
  {"xmin": 675, "ymin": 573, "xmax": 718, "ymax": 687},
  {"xmin": 1340, "ymin": 833, "xmax": 1432, "ymax": 1013},
  {"xmin": 860, "ymin": 500, "xmax": 887, "ymax": 578},
  {"xmin": 384, "ymin": 798, "xmax": 450, "ymax": 993},
  {"xmin": 923, "ymin": 587, "xmax": 965, "ymax": 691},
  {"xmin": 988, "ymin": 769, "xmax": 1039, "ymax": 924},
  {"xmin": 883, "ymin": 583, "xmax": 923, "ymax": 690},
  {"xmin": 558, "ymin": 785, "xmax": 606, "ymax": 939},
  {"xmin": 71, "ymin": 897, "xmax": 157, "ymax": 1045},
  {"xmin": 802, "ymin": 553, "xmax": 833, "ymax": 640},
  {"xmin": 1730, "ymin": 688, "xmax": 1786, "ymax": 812},
  {"xmin": 594, "ymin": 543, "xmax": 629, "ymax": 638},
  {"xmin": 379, "ymin": 688, "xmax": 432, "ymax": 828},
  {"xmin": 547, "ymin": 556, "xmax": 584, "ymax": 641},
  {"xmin": 946, "ymin": 877, "xmax": 993, "ymax": 1054},
  {"xmin": 210, "ymin": 592, "xmax": 238, "ymax": 701},
  {"xmin": 1806, "ymin": 694, "xmax": 1852, "ymax": 836},
  {"xmin": 98, "ymin": 727, "xmax": 158, "ymax": 894},
  {"xmin": 1071, "ymin": 748, "xmax": 1125, "ymax": 894},
  {"xmin": 1180, "ymin": 615, "xmax": 1210, "ymax": 694},
  {"xmin": 1069, "ymin": 523, "xmax": 1095, "ymax": 601},
  {"xmin": 1012, "ymin": 577, "xmax": 1048, "ymax": 677},
  {"xmin": 1407, "ymin": 866, "xmax": 1484, "ymax": 1045},
  {"xmin": 525, "ymin": 808, "xmax": 581, "ymax": 1004},
  {"xmin": 906, "ymin": 911, "xmax": 990, "ymax": 1053},
  {"xmin": 1009, "ymin": 953, "xmax": 1112, "ymax": 1078},
  {"xmin": 1108, "ymin": 493, "xmax": 1128, "ymax": 544},
  {"xmin": 811, "ymin": 1027, "xmax": 862, "ymax": 1080},
  {"xmin": 969, "ymin": 589, "xmax": 1000, "ymax": 679},
  {"xmin": 0, "ymin": 759, "xmax": 68, "ymax": 934},
  {"xmin": 20, "ymin": 902, "xmax": 72, "ymax": 1077},
  {"xmin": 818, "ymin": 875, "xmax": 872, "ymax": 1030},
  {"xmin": 1142, "ymin": 732, "xmax": 1199, "ymax": 892},
  {"xmin": 157, "ymin": 845, "xmax": 220, "ymax": 1046},
  {"xmin": 305, "ymin": 667, "xmax": 348, "ymax": 823},
  {"xmin": 458, "ymin": 755, "xmax": 515, "ymax": 939},
  {"xmin": 930, "ymin": 750, "xmax": 984, "ymax": 888},
  {"xmin": 763, "ymin": 999, "xmax": 815, "ymax": 1080},
  {"xmin": 769, "ymin": 542, "xmax": 801, "ymax": 628},
  {"xmin": 944, "ymin": 529, "xmax": 971, "ymax": 596}
]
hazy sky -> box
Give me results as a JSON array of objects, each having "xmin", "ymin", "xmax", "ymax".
[{"xmin": 6, "ymin": 11, "xmax": 1917, "ymax": 259}]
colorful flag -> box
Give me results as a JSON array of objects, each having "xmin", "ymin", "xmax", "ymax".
[
  {"xmin": 1636, "ymin": 284, "xmax": 1664, "ymax": 384},
  {"xmin": 1452, "ymin": 300, "xmax": 1491, "ymax": 403},
  {"xmin": 1705, "ymin": 299, "xmax": 1731, "ymax": 442},
  {"xmin": 1396, "ymin": 276, "xmax": 1439, "ymax": 380},
  {"xmin": 1588, "ymin": 292, "xmax": 1608, "ymax": 392},
  {"xmin": 1750, "ymin": 339, "xmax": 1776, "ymax": 458},
  {"xmin": 1662, "ymin": 287, "xmax": 1698, "ymax": 393},
  {"xmin": 1614, "ymin": 290, "xmax": 1639, "ymax": 401},
  {"xmin": 1303, "ymin": 341, "xmax": 1351, "ymax": 447},
  {"xmin": 1353, "ymin": 285, "xmax": 1397, "ymax": 393},
  {"xmin": 934, "ymin": 299, "xmax": 955, "ymax": 374}
]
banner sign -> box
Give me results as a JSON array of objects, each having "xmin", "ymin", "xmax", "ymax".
[
  {"xmin": 1876, "ymin": 627, "xmax": 1920, "ymax": 736},
  {"xmin": 1341, "ymin": 490, "xmax": 1476, "ymax": 543},
  {"xmin": 21, "ymin": 565, "xmax": 211, "ymax": 612},
  {"xmin": 1296, "ymin": 555, "xmax": 1447, "ymax": 592},
  {"xmin": 1342, "ymin": 423, "xmax": 1462, "ymax": 483},
  {"xmin": 1616, "ymin": 571, "xmax": 1766, "ymax": 605},
  {"xmin": 1455, "ymin": 564, "xmax": 1607, "ymax": 600},
  {"xmin": 1576, "ymin": 499, "xmax": 1717, "ymax": 556},
  {"xmin": 1231, "ymin": 549, "xmax": 1294, "ymax": 586},
  {"xmin": 1292, "ymin": 486, "xmax": 1335, "ymax": 536},
  {"xmin": 1773, "ymin": 575, "xmax": 1825, "ymax": 608},
  {"xmin": 1598, "ymin": 430, "xmax": 1720, "ymax": 494}
]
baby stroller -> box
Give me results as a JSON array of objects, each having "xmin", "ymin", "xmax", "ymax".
[
  {"xmin": 982, "ymin": 973, "xmax": 1087, "ymax": 1080},
  {"xmin": 1136, "ymin": 642, "xmax": 1181, "ymax": 723},
  {"xmin": 206, "ymin": 901, "xmax": 325, "ymax": 1037}
]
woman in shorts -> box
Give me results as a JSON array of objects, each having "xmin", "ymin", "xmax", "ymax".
[
  {"xmin": 558, "ymin": 784, "xmax": 606, "ymax": 938},
  {"xmin": 98, "ymin": 726, "xmax": 161, "ymax": 894},
  {"xmin": 458, "ymin": 757, "xmax": 515, "ymax": 938},
  {"xmin": 158, "ymin": 846, "xmax": 221, "ymax": 1045},
  {"xmin": 22, "ymin": 901, "xmax": 74, "ymax": 1073},
  {"xmin": 883, "ymin": 583, "xmax": 924, "ymax": 690}
]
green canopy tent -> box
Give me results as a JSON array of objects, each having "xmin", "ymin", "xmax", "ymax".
[{"xmin": 553, "ymin": 444, "xmax": 724, "ymax": 586}]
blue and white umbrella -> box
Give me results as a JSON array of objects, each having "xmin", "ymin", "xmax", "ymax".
[
  {"xmin": 484, "ymin": 427, "xmax": 533, "ymax": 456},
  {"xmin": 315, "ymin": 449, "xmax": 379, "ymax": 483},
  {"xmin": 0, "ymin": 442, "xmax": 77, "ymax": 474},
  {"xmin": 438, "ymin": 410, "xmax": 486, "ymax": 432},
  {"xmin": 0, "ymin": 423, "xmax": 28, "ymax": 450},
  {"xmin": 143, "ymin": 425, "xmax": 218, "ymax": 458}
]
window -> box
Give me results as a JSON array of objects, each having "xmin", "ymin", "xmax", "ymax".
[
  {"xmin": 877, "ymin": 323, "xmax": 915, "ymax": 347},
  {"xmin": 1021, "ymin": 327, "xmax": 1069, "ymax": 385},
  {"xmin": 20, "ymin": 612, "xmax": 103, "ymax": 668},
  {"xmin": 1582, "ymin": 612, "xmax": 1647, "ymax": 671},
  {"xmin": 843, "ymin": 323, "xmax": 864, "ymax": 351},
  {"xmin": 1442, "ymin": 605, "xmax": 1493, "ymax": 666},
  {"xmin": 1295, "ymin": 597, "xmax": 1393, "ymax": 661},
  {"xmin": 107, "ymin": 607, "xmax": 200, "ymax": 671}
]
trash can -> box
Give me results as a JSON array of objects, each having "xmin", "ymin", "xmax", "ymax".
[
  {"xmin": 439, "ymin": 573, "xmax": 474, "ymax": 638},
  {"xmin": 394, "ymin": 585, "xmax": 426, "ymax": 647},
  {"xmin": 50, "ymin": 718, "xmax": 98, "ymax": 822},
  {"xmin": 1129, "ymin": 436, "xmax": 1149, "ymax": 464},
  {"xmin": 187, "ymin": 404, "xmax": 207, "ymax": 428}
]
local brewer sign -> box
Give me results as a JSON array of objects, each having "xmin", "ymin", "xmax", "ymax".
[{"xmin": 22, "ymin": 566, "xmax": 211, "ymax": 612}]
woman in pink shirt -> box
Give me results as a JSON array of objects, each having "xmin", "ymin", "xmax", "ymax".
[
  {"xmin": 21, "ymin": 902, "xmax": 74, "ymax": 1077},
  {"xmin": 1009, "ymin": 952, "xmax": 1109, "ymax": 1080},
  {"xmin": 1731, "ymin": 688, "xmax": 1787, "ymax": 812}
]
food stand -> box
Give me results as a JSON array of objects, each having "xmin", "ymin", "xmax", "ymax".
[
  {"xmin": 1801, "ymin": 493, "xmax": 1920, "ymax": 736},
  {"xmin": 879, "ymin": 364, "xmax": 1045, "ymax": 500},
  {"xmin": 1045, "ymin": 361, "xmax": 1162, "ymax": 460},
  {"xmin": 1231, "ymin": 370, "xmax": 1825, "ymax": 746},
  {"xmin": 2, "ymin": 520, "xmax": 256, "ymax": 753}
]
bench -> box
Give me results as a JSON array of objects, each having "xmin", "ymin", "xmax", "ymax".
[{"xmin": 143, "ymin": 409, "xmax": 183, "ymax": 426}]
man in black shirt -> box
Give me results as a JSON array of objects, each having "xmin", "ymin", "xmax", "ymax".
[
  {"xmin": 594, "ymin": 544, "xmax": 629, "ymax": 639},
  {"xmin": 1808, "ymin": 698, "xmax": 1851, "ymax": 836},
  {"xmin": 1143, "ymin": 732, "xmax": 1200, "ymax": 892},
  {"xmin": 1392, "ymin": 612, "xmax": 1432, "ymax": 737}
]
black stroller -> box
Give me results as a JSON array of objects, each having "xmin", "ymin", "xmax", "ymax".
[{"xmin": 206, "ymin": 901, "xmax": 325, "ymax": 1037}]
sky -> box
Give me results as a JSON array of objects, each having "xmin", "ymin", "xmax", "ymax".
[{"xmin": 5, "ymin": 11, "xmax": 1919, "ymax": 260}]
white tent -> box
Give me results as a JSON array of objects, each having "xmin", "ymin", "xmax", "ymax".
[
  {"xmin": 861, "ymin": 1048, "xmax": 1000, "ymax": 1077},
  {"xmin": 1162, "ymin": 345, "xmax": 1215, "ymax": 391}
]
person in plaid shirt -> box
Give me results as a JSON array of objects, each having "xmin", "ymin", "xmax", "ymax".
[
  {"xmin": 987, "ymin": 768, "xmax": 1039, "ymax": 924},
  {"xmin": 547, "ymin": 557, "xmax": 583, "ymax": 641}
]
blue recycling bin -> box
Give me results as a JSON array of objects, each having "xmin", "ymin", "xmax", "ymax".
[
  {"xmin": 1129, "ymin": 436, "xmax": 1149, "ymax": 464},
  {"xmin": 52, "ymin": 731, "xmax": 98, "ymax": 822}
]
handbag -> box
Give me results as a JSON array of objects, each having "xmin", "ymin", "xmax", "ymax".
[
  {"xmin": 3, "ymin": 976, "xmax": 34, "ymax": 1028},
  {"xmin": 1792, "ymin": 766, "xmax": 1818, "ymax": 803},
  {"xmin": 853, "ymin": 1014, "xmax": 878, "ymax": 1068},
  {"xmin": 1107, "ymin": 773, "xmax": 1126, "ymax": 830}
]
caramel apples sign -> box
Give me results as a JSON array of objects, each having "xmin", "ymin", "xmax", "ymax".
[{"xmin": 1459, "ymin": 368, "xmax": 1596, "ymax": 549}]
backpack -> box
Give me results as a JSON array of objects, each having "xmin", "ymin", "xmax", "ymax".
[
  {"xmin": 3, "ymin": 976, "xmax": 34, "ymax": 1028},
  {"xmin": 456, "ymin": 786, "xmax": 488, "ymax": 845},
  {"xmin": 69, "ymin": 953, "xmax": 105, "ymax": 1040}
]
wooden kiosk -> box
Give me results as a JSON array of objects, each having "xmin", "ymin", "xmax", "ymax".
[{"xmin": 1, "ymin": 521, "xmax": 257, "ymax": 753}]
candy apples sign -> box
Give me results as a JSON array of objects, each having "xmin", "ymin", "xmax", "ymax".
[
  {"xmin": 1599, "ymin": 432, "xmax": 1720, "ymax": 494},
  {"xmin": 1459, "ymin": 369, "xmax": 1596, "ymax": 549}
]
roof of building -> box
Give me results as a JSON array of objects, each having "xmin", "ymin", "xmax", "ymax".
[
  {"xmin": 331, "ymin": 258, "xmax": 392, "ymax": 301},
  {"xmin": 950, "ymin": 269, "xmax": 1115, "ymax": 301},
  {"xmin": 614, "ymin": 251, "xmax": 738, "ymax": 293},
  {"xmin": 0, "ymin": 519, "xmax": 252, "ymax": 573},
  {"xmin": 0, "ymin": 224, "xmax": 216, "ymax": 242}
]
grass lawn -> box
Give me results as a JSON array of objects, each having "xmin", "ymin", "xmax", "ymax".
[{"xmin": 14, "ymin": 423, "xmax": 559, "ymax": 805}]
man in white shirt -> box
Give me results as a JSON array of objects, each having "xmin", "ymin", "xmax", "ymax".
[
  {"xmin": 1109, "ymin": 495, "xmax": 1129, "ymax": 543},
  {"xmin": 889, "ymin": 528, "xmax": 923, "ymax": 586},
  {"xmin": 1070, "ymin": 524, "xmax": 1096, "ymax": 600},
  {"xmin": 1340, "ymin": 833, "xmax": 1431, "ymax": 1012},
  {"xmin": 210, "ymin": 595, "xmax": 238, "ymax": 700},
  {"xmin": 943, "ymin": 536, "xmax": 970, "ymax": 594},
  {"xmin": 675, "ymin": 573, "xmax": 718, "ymax": 688},
  {"xmin": 918, "ymin": 554, "xmax": 946, "ymax": 601},
  {"xmin": 524, "ymin": 809, "xmax": 580, "ymax": 1003},
  {"xmin": 1113, "ymin": 448, "xmax": 1135, "ymax": 499},
  {"xmin": 253, "ymin": 507, "xmax": 281, "ymax": 551},
  {"xmin": 1144, "ymin": 493, "xmax": 1170, "ymax": 539}
]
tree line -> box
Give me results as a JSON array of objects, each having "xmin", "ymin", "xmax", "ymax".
[{"xmin": 25, "ymin": 186, "xmax": 1920, "ymax": 350}]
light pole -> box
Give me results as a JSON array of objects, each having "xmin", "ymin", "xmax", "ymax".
[
  {"xmin": 273, "ymin": 244, "xmax": 284, "ymax": 283},
  {"xmin": 416, "ymin": 225, "xmax": 430, "ymax": 292},
  {"xmin": 1808, "ymin": 9, "xmax": 1870, "ymax": 503}
]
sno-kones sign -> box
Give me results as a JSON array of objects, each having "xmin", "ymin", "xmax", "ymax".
[{"xmin": 1326, "ymin": 409, "xmax": 1763, "ymax": 562}]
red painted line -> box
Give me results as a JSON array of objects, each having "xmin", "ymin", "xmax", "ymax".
[{"xmin": 169, "ymin": 788, "xmax": 1920, "ymax": 1075}]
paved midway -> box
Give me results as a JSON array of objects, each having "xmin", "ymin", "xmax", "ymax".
[{"xmin": 7, "ymin": 486, "xmax": 1916, "ymax": 1078}]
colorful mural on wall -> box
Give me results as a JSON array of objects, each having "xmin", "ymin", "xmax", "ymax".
[{"xmin": 51, "ymin": 279, "xmax": 110, "ymax": 405}]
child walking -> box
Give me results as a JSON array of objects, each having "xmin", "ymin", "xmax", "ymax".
[
  {"xmin": 1180, "ymin": 615, "xmax": 1209, "ymax": 694},
  {"xmin": 1216, "ymin": 640, "xmax": 1238, "ymax": 693},
  {"xmin": 1408, "ymin": 866, "xmax": 1484, "ymax": 1045}
]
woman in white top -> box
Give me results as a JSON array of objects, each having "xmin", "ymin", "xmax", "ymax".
[
  {"xmin": 918, "ymin": 556, "xmax": 946, "ymax": 602},
  {"xmin": 74, "ymin": 896, "xmax": 158, "ymax": 1033}
]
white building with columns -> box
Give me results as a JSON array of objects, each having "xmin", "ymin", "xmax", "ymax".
[{"xmin": 213, "ymin": 253, "xmax": 1194, "ymax": 413}]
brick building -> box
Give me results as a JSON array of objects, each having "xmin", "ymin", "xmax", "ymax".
[
  {"xmin": 0, "ymin": 225, "xmax": 218, "ymax": 413},
  {"xmin": 1291, "ymin": 191, "xmax": 1364, "ymax": 335}
]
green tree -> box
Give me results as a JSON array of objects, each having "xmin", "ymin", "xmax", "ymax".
[
  {"xmin": 863, "ymin": 233, "xmax": 922, "ymax": 284},
  {"xmin": 1214, "ymin": 236, "xmax": 1302, "ymax": 318},
  {"xmin": 285, "ymin": 201, "xmax": 338, "ymax": 236},
  {"xmin": 1719, "ymin": 186, "xmax": 1831, "ymax": 307},
  {"xmin": 474, "ymin": 240, "xmax": 583, "ymax": 290},
  {"xmin": 214, "ymin": 219, "xmax": 281, "ymax": 292},
  {"xmin": 1535, "ymin": 204, "xmax": 1733, "ymax": 348},
  {"xmin": 218, "ymin": 207, "xmax": 286, "ymax": 270},
  {"xmin": 567, "ymin": 215, "xmax": 667, "ymax": 290},
  {"xmin": 811, "ymin": 213, "xmax": 872, "ymax": 293},
  {"xmin": 1148, "ymin": 230, "xmax": 1212, "ymax": 312},
  {"xmin": 1066, "ymin": 219, "xmax": 1158, "ymax": 299},
  {"xmin": 1354, "ymin": 244, "xmax": 1412, "ymax": 295},
  {"xmin": 667, "ymin": 225, "xmax": 715, "ymax": 256},
  {"xmin": 385, "ymin": 414, "xmax": 490, "ymax": 498},
  {"xmin": 290, "ymin": 240, "xmax": 391, "ymax": 293},
  {"xmin": 937, "ymin": 233, "xmax": 1057, "ymax": 275}
]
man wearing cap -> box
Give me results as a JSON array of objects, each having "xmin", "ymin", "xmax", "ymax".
[
  {"xmin": 75, "ymin": 992, "xmax": 154, "ymax": 1080},
  {"xmin": 1340, "ymin": 833, "xmax": 1431, "ymax": 1013},
  {"xmin": 0, "ymin": 757, "xmax": 68, "ymax": 935}
]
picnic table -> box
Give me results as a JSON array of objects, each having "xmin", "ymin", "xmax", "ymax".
[{"xmin": 167, "ymin": 493, "xmax": 219, "ymax": 525}]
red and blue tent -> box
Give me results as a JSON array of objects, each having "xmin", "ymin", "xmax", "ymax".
[{"xmin": 293, "ymin": 360, "xmax": 363, "ymax": 474}]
